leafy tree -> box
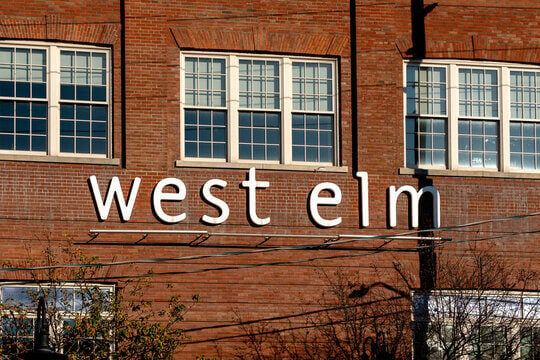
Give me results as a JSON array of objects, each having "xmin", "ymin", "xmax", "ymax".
[{"xmin": 0, "ymin": 241, "xmax": 198, "ymax": 360}]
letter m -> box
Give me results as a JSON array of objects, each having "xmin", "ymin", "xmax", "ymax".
[
  {"xmin": 88, "ymin": 176, "xmax": 141, "ymax": 221},
  {"xmin": 388, "ymin": 185, "xmax": 440, "ymax": 228}
]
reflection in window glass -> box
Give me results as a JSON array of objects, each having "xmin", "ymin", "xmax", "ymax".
[
  {"xmin": 238, "ymin": 111, "xmax": 280, "ymax": 161},
  {"xmin": 184, "ymin": 109, "xmax": 227, "ymax": 159},
  {"xmin": 185, "ymin": 57, "xmax": 226, "ymax": 107},
  {"xmin": 510, "ymin": 121, "xmax": 540, "ymax": 170},
  {"xmin": 292, "ymin": 62, "xmax": 333, "ymax": 112},
  {"xmin": 405, "ymin": 65, "xmax": 447, "ymax": 167},
  {"xmin": 459, "ymin": 68, "xmax": 498, "ymax": 118},
  {"xmin": 510, "ymin": 71, "xmax": 540, "ymax": 120},
  {"xmin": 59, "ymin": 50, "xmax": 108, "ymax": 155},
  {"xmin": 292, "ymin": 113, "xmax": 333, "ymax": 163},
  {"xmin": 406, "ymin": 65, "xmax": 446, "ymax": 116},
  {"xmin": 0, "ymin": 46, "xmax": 48, "ymax": 152},
  {"xmin": 521, "ymin": 327, "xmax": 540, "ymax": 360},
  {"xmin": 239, "ymin": 59, "xmax": 280, "ymax": 109},
  {"xmin": 458, "ymin": 120, "xmax": 498, "ymax": 168},
  {"xmin": 406, "ymin": 117, "xmax": 446, "ymax": 167}
]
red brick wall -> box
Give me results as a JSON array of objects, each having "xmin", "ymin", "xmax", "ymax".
[{"xmin": 0, "ymin": 0, "xmax": 538, "ymax": 358}]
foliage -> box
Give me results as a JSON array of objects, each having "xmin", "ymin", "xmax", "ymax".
[{"xmin": 0, "ymin": 240, "xmax": 198, "ymax": 360}]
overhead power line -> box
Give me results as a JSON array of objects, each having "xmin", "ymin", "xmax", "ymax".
[{"xmin": 0, "ymin": 211, "xmax": 539, "ymax": 276}]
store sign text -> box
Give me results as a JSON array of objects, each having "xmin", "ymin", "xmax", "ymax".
[{"xmin": 88, "ymin": 168, "xmax": 440, "ymax": 228}]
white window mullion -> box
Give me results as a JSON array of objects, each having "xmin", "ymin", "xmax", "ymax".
[
  {"xmin": 179, "ymin": 55, "xmax": 186, "ymax": 159},
  {"xmin": 501, "ymin": 67, "xmax": 511, "ymax": 172},
  {"xmin": 228, "ymin": 55, "xmax": 239, "ymax": 162},
  {"xmin": 333, "ymin": 62, "xmax": 339, "ymax": 165},
  {"xmin": 49, "ymin": 46, "xmax": 60, "ymax": 156},
  {"xmin": 448, "ymin": 64, "xmax": 459, "ymax": 170},
  {"xmin": 107, "ymin": 51, "xmax": 112, "ymax": 158},
  {"xmin": 282, "ymin": 58, "xmax": 292, "ymax": 164}
]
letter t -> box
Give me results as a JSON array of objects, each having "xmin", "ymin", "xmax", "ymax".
[{"xmin": 241, "ymin": 167, "xmax": 270, "ymax": 226}]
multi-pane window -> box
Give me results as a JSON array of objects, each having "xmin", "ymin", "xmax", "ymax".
[
  {"xmin": 413, "ymin": 292, "xmax": 540, "ymax": 360},
  {"xmin": 405, "ymin": 61, "xmax": 540, "ymax": 173},
  {"xmin": 238, "ymin": 60, "xmax": 280, "ymax": 160},
  {"xmin": 458, "ymin": 68, "xmax": 499, "ymax": 168},
  {"xmin": 0, "ymin": 41, "xmax": 110, "ymax": 158},
  {"xmin": 292, "ymin": 62, "xmax": 333, "ymax": 112},
  {"xmin": 181, "ymin": 53, "xmax": 338, "ymax": 166},
  {"xmin": 59, "ymin": 50, "xmax": 108, "ymax": 155},
  {"xmin": 184, "ymin": 57, "xmax": 227, "ymax": 160},
  {"xmin": 510, "ymin": 71, "xmax": 540, "ymax": 170},
  {"xmin": 292, "ymin": 62, "xmax": 334, "ymax": 163},
  {"xmin": 0, "ymin": 47, "xmax": 47, "ymax": 152},
  {"xmin": 0, "ymin": 284, "xmax": 113, "ymax": 357},
  {"xmin": 405, "ymin": 66, "xmax": 447, "ymax": 167}
]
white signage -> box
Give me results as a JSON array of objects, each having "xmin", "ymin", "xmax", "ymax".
[{"xmin": 88, "ymin": 168, "xmax": 441, "ymax": 229}]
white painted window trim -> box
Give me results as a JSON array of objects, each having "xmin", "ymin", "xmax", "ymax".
[
  {"xmin": 180, "ymin": 51, "xmax": 340, "ymax": 167},
  {"xmin": 0, "ymin": 40, "xmax": 112, "ymax": 160},
  {"xmin": 404, "ymin": 59, "xmax": 540, "ymax": 175}
]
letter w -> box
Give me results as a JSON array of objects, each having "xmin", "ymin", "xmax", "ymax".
[{"xmin": 88, "ymin": 176, "xmax": 141, "ymax": 221}]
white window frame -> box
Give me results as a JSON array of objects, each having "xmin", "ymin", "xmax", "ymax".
[
  {"xmin": 0, "ymin": 282, "xmax": 115, "ymax": 356},
  {"xmin": 0, "ymin": 40, "xmax": 112, "ymax": 159},
  {"xmin": 179, "ymin": 51, "xmax": 340, "ymax": 168},
  {"xmin": 403, "ymin": 59, "xmax": 540, "ymax": 174}
]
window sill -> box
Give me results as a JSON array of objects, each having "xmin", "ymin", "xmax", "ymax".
[
  {"xmin": 175, "ymin": 160, "xmax": 348, "ymax": 173},
  {"xmin": 399, "ymin": 167, "xmax": 540, "ymax": 179},
  {"xmin": 0, "ymin": 154, "xmax": 120, "ymax": 166}
]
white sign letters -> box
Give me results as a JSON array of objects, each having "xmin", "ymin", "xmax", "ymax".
[{"xmin": 88, "ymin": 168, "xmax": 441, "ymax": 229}]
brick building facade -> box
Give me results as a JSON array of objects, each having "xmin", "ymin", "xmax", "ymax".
[{"xmin": 0, "ymin": 0, "xmax": 538, "ymax": 358}]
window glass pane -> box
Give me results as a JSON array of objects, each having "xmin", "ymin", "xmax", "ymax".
[
  {"xmin": 0, "ymin": 64, "xmax": 13, "ymax": 81},
  {"xmin": 319, "ymin": 63, "xmax": 332, "ymax": 79},
  {"xmin": 0, "ymin": 48, "xmax": 13, "ymax": 64},
  {"xmin": 92, "ymin": 53, "xmax": 106, "ymax": 69},
  {"xmin": 2, "ymin": 287, "xmax": 37, "ymax": 307},
  {"xmin": 76, "ymin": 52, "xmax": 90, "ymax": 68},
  {"xmin": 185, "ymin": 57, "xmax": 197, "ymax": 73},
  {"xmin": 32, "ymin": 82, "xmax": 46, "ymax": 98},
  {"xmin": 31, "ymin": 67, "xmax": 45, "ymax": 83},
  {"xmin": 201, "ymin": 59, "xmax": 212, "ymax": 73}
]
